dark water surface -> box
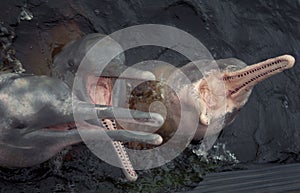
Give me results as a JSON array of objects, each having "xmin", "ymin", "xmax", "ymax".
[{"xmin": 0, "ymin": 0, "xmax": 299, "ymax": 192}]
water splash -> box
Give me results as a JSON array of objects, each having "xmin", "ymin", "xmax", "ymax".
[
  {"xmin": 0, "ymin": 23, "xmax": 26, "ymax": 74},
  {"xmin": 191, "ymin": 143, "xmax": 240, "ymax": 164},
  {"xmin": 18, "ymin": 7, "xmax": 33, "ymax": 23}
]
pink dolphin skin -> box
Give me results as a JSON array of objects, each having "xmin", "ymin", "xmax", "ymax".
[
  {"xmin": 0, "ymin": 34, "xmax": 294, "ymax": 182},
  {"xmin": 52, "ymin": 34, "xmax": 295, "ymax": 181}
]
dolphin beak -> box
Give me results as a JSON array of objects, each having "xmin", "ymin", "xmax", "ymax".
[{"xmin": 223, "ymin": 55, "xmax": 295, "ymax": 99}]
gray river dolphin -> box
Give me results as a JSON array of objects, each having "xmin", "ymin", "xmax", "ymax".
[
  {"xmin": 0, "ymin": 72, "xmax": 164, "ymax": 181},
  {"xmin": 0, "ymin": 34, "xmax": 295, "ymax": 182}
]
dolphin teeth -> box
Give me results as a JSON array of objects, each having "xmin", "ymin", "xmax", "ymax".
[{"xmin": 102, "ymin": 119, "xmax": 138, "ymax": 181}]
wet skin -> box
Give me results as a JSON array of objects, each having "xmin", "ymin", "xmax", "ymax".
[
  {"xmin": 178, "ymin": 54, "xmax": 295, "ymax": 139},
  {"xmin": 124, "ymin": 55, "xmax": 295, "ymax": 142},
  {"xmin": 52, "ymin": 34, "xmax": 295, "ymax": 181},
  {"xmin": 0, "ymin": 73, "xmax": 163, "ymax": 181},
  {"xmin": 1, "ymin": 34, "xmax": 295, "ymax": 182}
]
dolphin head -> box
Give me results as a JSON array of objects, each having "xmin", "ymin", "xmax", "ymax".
[{"xmin": 190, "ymin": 55, "xmax": 295, "ymax": 139}]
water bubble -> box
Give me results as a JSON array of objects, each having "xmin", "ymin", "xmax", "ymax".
[{"xmin": 94, "ymin": 9, "xmax": 100, "ymax": 15}]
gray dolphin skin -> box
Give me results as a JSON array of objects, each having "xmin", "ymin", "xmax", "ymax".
[
  {"xmin": 0, "ymin": 72, "xmax": 163, "ymax": 182},
  {"xmin": 0, "ymin": 33, "xmax": 295, "ymax": 182}
]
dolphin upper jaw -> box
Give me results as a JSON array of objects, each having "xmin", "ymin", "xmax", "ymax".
[{"xmin": 223, "ymin": 55, "xmax": 295, "ymax": 98}]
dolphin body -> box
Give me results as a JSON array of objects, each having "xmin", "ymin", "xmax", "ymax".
[
  {"xmin": 53, "ymin": 34, "xmax": 295, "ymax": 140},
  {"xmin": 0, "ymin": 73, "xmax": 163, "ymax": 181},
  {"xmin": 143, "ymin": 54, "xmax": 295, "ymax": 140},
  {"xmin": 52, "ymin": 34, "xmax": 295, "ymax": 180},
  {"xmin": 51, "ymin": 34, "xmax": 295, "ymax": 181},
  {"xmin": 0, "ymin": 33, "xmax": 295, "ymax": 182}
]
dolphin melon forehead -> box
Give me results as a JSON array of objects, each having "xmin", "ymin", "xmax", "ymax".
[{"xmin": 52, "ymin": 34, "xmax": 125, "ymax": 87}]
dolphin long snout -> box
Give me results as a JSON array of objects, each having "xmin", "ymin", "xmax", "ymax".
[{"xmin": 223, "ymin": 54, "xmax": 295, "ymax": 98}]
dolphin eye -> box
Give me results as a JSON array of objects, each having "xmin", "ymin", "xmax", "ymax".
[
  {"xmin": 225, "ymin": 65, "xmax": 239, "ymax": 72},
  {"xmin": 68, "ymin": 59, "xmax": 75, "ymax": 67},
  {"xmin": 15, "ymin": 123, "xmax": 26, "ymax": 129}
]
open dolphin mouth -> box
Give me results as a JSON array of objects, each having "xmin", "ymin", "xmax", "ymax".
[
  {"xmin": 85, "ymin": 75, "xmax": 138, "ymax": 181},
  {"xmin": 40, "ymin": 75, "xmax": 154, "ymax": 181}
]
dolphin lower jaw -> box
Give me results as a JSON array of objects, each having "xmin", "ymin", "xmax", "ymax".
[{"xmin": 85, "ymin": 74, "xmax": 138, "ymax": 182}]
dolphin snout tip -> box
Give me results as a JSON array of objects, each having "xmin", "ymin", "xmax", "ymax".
[{"xmin": 281, "ymin": 54, "xmax": 295, "ymax": 68}]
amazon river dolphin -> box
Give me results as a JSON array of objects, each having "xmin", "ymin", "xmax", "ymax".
[
  {"xmin": 0, "ymin": 72, "xmax": 164, "ymax": 181},
  {"xmin": 52, "ymin": 34, "xmax": 295, "ymax": 180},
  {"xmin": 117, "ymin": 54, "xmax": 295, "ymax": 145},
  {"xmin": 0, "ymin": 33, "xmax": 295, "ymax": 182},
  {"xmin": 159, "ymin": 54, "xmax": 295, "ymax": 140}
]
